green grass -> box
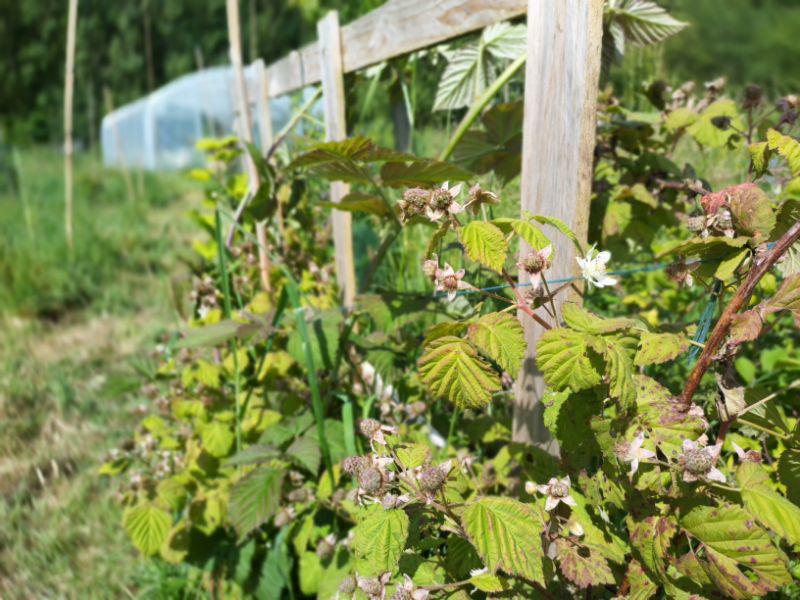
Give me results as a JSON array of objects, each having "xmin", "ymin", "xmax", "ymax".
[
  {"xmin": 0, "ymin": 147, "xmax": 199, "ymax": 597},
  {"xmin": 0, "ymin": 147, "xmax": 195, "ymax": 317}
]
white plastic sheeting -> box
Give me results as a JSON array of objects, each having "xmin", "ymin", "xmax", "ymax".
[{"xmin": 101, "ymin": 65, "xmax": 319, "ymax": 171}]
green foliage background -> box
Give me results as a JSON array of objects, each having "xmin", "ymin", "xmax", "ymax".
[
  {"xmin": 0, "ymin": 0, "xmax": 386, "ymax": 143},
  {"xmin": 3, "ymin": 0, "xmax": 799, "ymax": 146}
]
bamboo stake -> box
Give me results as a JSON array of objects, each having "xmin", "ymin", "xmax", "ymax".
[
  {"xmin": 63, "ymin": 0, "xmax": 78, "ymax": 250},
  {"xmin": 226, "ymin": 0, "xmax": 261, "ymax": 247}
]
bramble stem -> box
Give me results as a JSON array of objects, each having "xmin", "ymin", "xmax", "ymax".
[
  {"xmin": 502, "ymin": 269, "xmax": 552, "ymax": 330},
  {"xmin": 681, "ymin": 219, "xmax": 800, "ymax": 407}
]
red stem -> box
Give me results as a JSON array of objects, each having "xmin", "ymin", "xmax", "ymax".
[
  {"xmin": 681, "ymin": 220, "xmax": 800, "ymax": 406},
  {"xmin": 502, "ymin": 269, "xmax": 552, "ymax": 330}
]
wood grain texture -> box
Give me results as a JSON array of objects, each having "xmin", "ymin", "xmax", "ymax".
[
  {"xmin": 267, "ymin": 0, "xmax": 527, "ymax": 97},
  {"xmin": 512, "ymin": 0, "xmax": 604, "ymax": 451},
  {"xmin": 253, "ymin": 59, "xmax": 274, "ymax": 152},
  {"xmin": 318, "ymin": 11, "xmax": 357, "ymax": 308},
  {"xmin": 226, "ymin": 0, "xmax": 259, "ymax": 186}
]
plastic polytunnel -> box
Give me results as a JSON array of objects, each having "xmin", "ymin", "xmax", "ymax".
[{"xmin": 101, "ymin": 65, "xmax": 320, "ymax": 171}]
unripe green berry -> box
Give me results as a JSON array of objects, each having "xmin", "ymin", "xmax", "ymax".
[{"xmin": 683, "ymin": 448, "xmax": 713, "ymax": 475}]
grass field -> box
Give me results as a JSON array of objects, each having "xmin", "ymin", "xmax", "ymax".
[{"xmin": 0, "ymin": 147, "xmax": 199, "ymax": 597}]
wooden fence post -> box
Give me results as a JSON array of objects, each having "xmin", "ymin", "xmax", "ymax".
[
  {"xmin": 63, "ymin": 0, "xmax": 78, "ymax": 250},
  {"xmin": 254, "ymin": 58, "xmax": 274, "ymax": 152},
  {"xmin": 513, "ymin": 0, "xmax": 604, "ymax": 452},
  {"xmin": 318, "ymin": 11, "xmax": 356, "ymax": 308}
]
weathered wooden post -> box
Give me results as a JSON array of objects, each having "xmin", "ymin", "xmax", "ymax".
[
  {"xmin": 513, "ymin": 0, "xmax": 605, "ymax": 452},
  {"xmin": 225, "ymin": 0, "xmax": 263, "ymax": 247},
  {"xmin": 254, "ymin": 58, "xmax": 274, "ymax": 152},
  {"xmin": 317, "ymin": 10, "xmax": 357, "ymax": 308},
  {"xmin": 63, "ymin": 0, "xmax": 78, "ymax": 250}
]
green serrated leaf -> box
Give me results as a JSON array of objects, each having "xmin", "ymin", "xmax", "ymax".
[
  {"xmin": 228, "ymin": 467, "xmax": 284, "ymax": 537},
  {"xmin": 633, "ymin": 375, "xmax": 705, "ymax": 459},
  {"xmin": 352, "ymin": 507, "xmax": 409, "ymax": 576},
  {"xmin": 556, "ymin": 539, "xmax": 615, "ymax": 589},
  {"xmin": 749, "ymin": 141, "xmax": 771, "ymax": 178},
  {"xmin": 380, "ymin": 159, "xmax": 472, "ymax": 188},
  {"xmin": 201, "ymin": 421, "xmax": 235, "ymax": 458},
  {"xmin": 659, "ymin": 234, "xmax": 750, "ymax": 259},
  {"xmin": 767, "ymin": 273, "xmax": 800, "ymax": 313},
  {"xmin": 738, "ymin": 462, "xmax": 800, "ymax": 545},
  {"xmin": 176, "ymin": 318, "xmax": 264, "ymax": 349},
  {"xmin": 598, "ymin": 337, "xmax": 636, "ymax": 408},
  {"xmin": 433, "ymin": 23, "xmax": 525, "ymax": 111},
  {"xmin": 664, "ymin": 108, "xmax": 697, "ymax": 133},
  {"xmin": 536, "ymin": 328, "xmax": 603, "ymax": 392},
  {"xmin": 729, "ymin": 184, "xmax": 775, "ymax": 242},
  {"xmin": 459, "ymin": 221, "xmax": 508, "ymax": 272},
  {"xmin": 286, "ymin": 433, "xmax": 321, "ymax": 474},
  {"xmin": 714, "ymin": 248, "xmax": 749, "ymax": 281},
  {"xmin": 467, "ymin": 312, "xmax": 526, "ymax": 378},
  {"xmin": 779, "ymin": 447, "xmax": 800, "ymax": 504},
  {"xmin": 635, "ymin": 332, "xmax": 689, "ymax": 366},
  {"xmin": 491, "ymin": 218, "xmax": 552, "ymax": 254},
  {"xmin": 602, "ymin": 200, "xmax": 633, "ymax": 239},
  {"xmin": 777, "ymin": 240, "xmax": 800, "ymax": 277},
  {"xmin": 608, "ymin": 0, "xmax": 687, "ymax": 52},
  {"xmin": 730, "ymin": 310, "xmax": 762, "ymax": 344},
  {"xmin": 290, "ymin": 137, "xmax": 411, "ymax": 167},
  {"xmin": 468, "ymin": 572, "xmax": 512, "ymax": 593},
  {"xmin": 317, "ymin": 546, "xmax": 353, "ymax": 600},
  {"xmin": 418, "ymin": 336, "xmax": 501, "ymax": 409},
  {"xmin": 395, "ymin": 443, "xmax": 431, "ymax": 470},
  {"xmin": 320, "ymin": 191, "xmax": 387, "ymax": 215},
  {"xmin": 298, "ymin": 552, "xmax": 323, "ymax": 595},
  {"xmin": 686, "ymin": 99, "xmax": 745, "ymax": 148},
  {"xmin": 562, "ymin": 303, "xmax": 638, "ymax": 334},
  {"xmin": 529, "ymin": 213, "xmax": 585, "ymax": 255},
  {"xmin": 767, "ymin": 128, "xmax": 800, "ymax": 177},
  {"xmin": 624, "ymin": 559, "xmax": 657, "ymax": 600},
  {"xmin": 462, "ymin": 496, "xmax": 546, "ymax": 584},
  {"xmin": 123, "ymin": 504, "xmax": 172, "ymax": 556},
  {"xmin": 681, "ymin": 503, "xmax": 791, "ymax": 597}
]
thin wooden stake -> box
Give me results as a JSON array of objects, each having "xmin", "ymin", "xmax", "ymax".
[
  {"xmin": 317, "ymin": 11, "xmax": 356, "ymax": 308},
  {"xmin": 63, "ymin": 0, "xmax": 78, "ymax": 250},
  {"xmin": 103, "ymin": 87, "xmax": 137, "ymax": 205},
  {"xmin": 513, "ymin": 0, "xmax": 604, "ymax": 453},
  {"xmin": 225, "ymin": 0, "xmax": 261, "ymax": 247}
]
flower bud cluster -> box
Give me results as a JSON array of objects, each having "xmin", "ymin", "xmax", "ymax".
[{"xmin": 189, "ymin": 275, "xmax": 220, "ymax": 319}]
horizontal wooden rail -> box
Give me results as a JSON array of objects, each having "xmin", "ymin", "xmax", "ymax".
[{"xmin": 265, "ymin": 0, "xmax": 527, "ymax": 97}]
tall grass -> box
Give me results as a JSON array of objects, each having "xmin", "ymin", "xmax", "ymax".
[
  {"xmin": 0, "ymin": 146, "xmax": 196, "ymax": 597},
  {"xmin": 0, "ymin": 147, "xmax": 193, "ymax": 318}
]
